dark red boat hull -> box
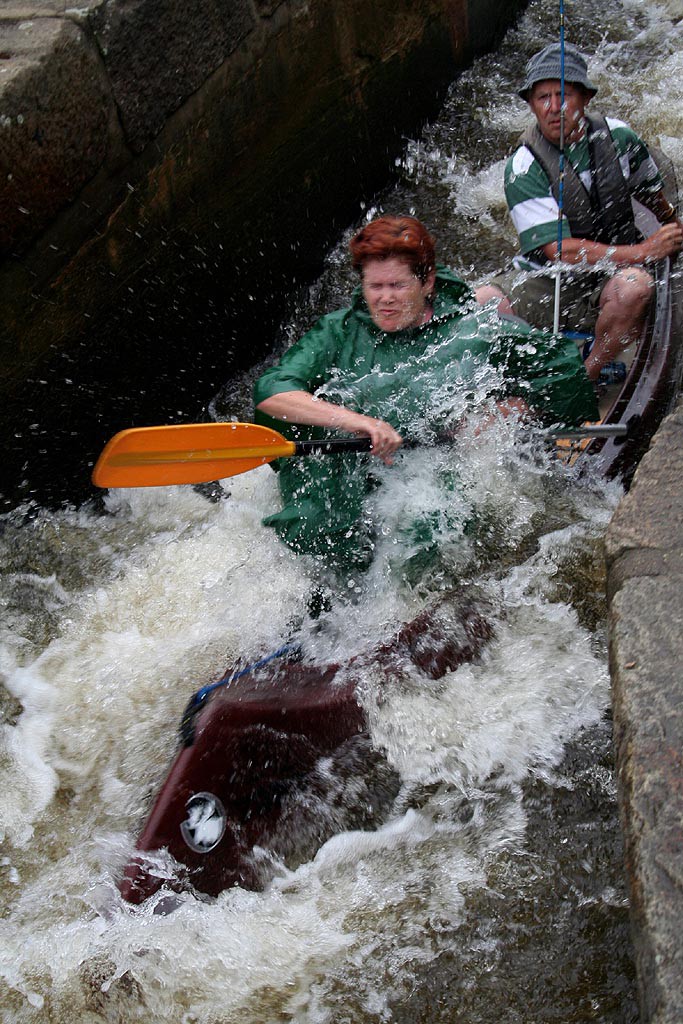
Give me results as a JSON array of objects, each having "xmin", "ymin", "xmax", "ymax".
[{"xmin": 119, "ymin": 596, "xmax": 493, "ymax": 904}]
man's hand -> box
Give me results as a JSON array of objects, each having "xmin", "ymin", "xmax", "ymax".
[{"xmin": 640, "ymin": 221, "xmax": 683, "ymax": 263}]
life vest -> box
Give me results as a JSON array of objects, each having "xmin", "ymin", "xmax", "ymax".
[{"xmin": 520, "ymin": 114, "xmax": 639, "ymax": 245}]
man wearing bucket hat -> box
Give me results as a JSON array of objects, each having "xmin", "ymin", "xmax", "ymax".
[{"xmin": 477, "ymin": 43, "xmax": 683, "ymax": 382}]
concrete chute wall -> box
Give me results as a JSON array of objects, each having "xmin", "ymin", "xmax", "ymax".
[{"xmin": 0, "ymin": 0, "xmax": 526, "ymax": 505}]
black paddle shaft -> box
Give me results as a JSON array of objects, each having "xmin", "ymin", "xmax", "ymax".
[
  {"xmin": 294, "ymin": 437, "xmax": 373, "ymax": 455},
  {"xmin": 293, "ymin": 421, "xmax": 632, "ymax": 458}
]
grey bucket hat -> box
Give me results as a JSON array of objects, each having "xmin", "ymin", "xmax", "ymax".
[{"xmin": 519, "ymin": 43, "xmax": 598, "ymax": 100}]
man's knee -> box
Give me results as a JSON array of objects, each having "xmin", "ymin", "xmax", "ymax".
[
  {"xmin": 475, "ymin": 284, "xmax": 515, "ymax": 317},
  {"xmin": 600, "ymin": 268, "xmax": 654, "ymax": 316}
]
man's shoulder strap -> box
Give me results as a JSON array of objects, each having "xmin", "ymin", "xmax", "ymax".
[
  {"xmin": 584, "ymin": 113, "xmax": 639, "ymax": 244},
  {"xmin": 585, "ymin": 113, "xmax": 609, "ymax": 135},
  {"xmin": 517, "ymin": 123, "xmax": 595, "ymax": 240}
]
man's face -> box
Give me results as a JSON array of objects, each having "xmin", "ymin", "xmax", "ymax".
[
  {"xmin": 528, "ymin": 79, "xmax": 589, "ymax": 145},
  {"xmin": 361, "ymin": 257, "xmax": 436, "ymax": 332}
]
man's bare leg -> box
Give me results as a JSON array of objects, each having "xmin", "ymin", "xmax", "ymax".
[
  {"xmin": 475, "ymin": 284, "xmax": 515, "ymax": 317},
  {"xmin": 583, "ymin": 268, "xmax": 654, "ymax": 381}
]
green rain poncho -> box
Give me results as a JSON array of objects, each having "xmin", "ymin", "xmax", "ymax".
[{"xmin": 254, "ymin": 267, "xmax": 598, "ymax": 567}]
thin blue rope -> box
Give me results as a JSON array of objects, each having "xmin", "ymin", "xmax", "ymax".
[
  {"xmin": 552, "ymin": 0, "xmax": 567, "ymax": 335},
  {"xmin": 556, "ymin": 0, "xmax": 566, "ymax": 259},
  {"xmin": 187, "ymin": 642, "xmax": 300, "ymax": 709}
]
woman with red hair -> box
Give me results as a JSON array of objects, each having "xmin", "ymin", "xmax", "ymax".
[
  {"xmin": 254, "ymin": 215, "xmax": 597, "ymax": 568},
  {"xmin": 349, "ymin": 215, "xmax": 437, "ymax": 286},
  {"xmin": 258, "ymin": 217, "xmax": 443, "ymax": 465}
]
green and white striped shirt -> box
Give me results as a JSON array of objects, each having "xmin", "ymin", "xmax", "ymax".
[{"xmin": 504, "ymin": 117, "xmax": 663, "ymax": 256}]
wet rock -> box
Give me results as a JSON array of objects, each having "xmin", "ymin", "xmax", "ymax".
[
  {"xmin": 90, "ymin": 0, "xmax": 256, "ymax": 153},
  {"xmin": 0, "ymin": 14, "xmax": 110, "ymax": 257},
  {"xmin": 606, "ymin": 399, "xmax": 683, "ymax": 1024}
]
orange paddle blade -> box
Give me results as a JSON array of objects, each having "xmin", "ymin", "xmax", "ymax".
[{"xmin": 91, "ymin": 422, "xmax": 296, "ymax": 488}]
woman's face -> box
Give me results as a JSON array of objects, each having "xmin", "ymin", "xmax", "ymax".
[{"xmin": 361, "ymin": 257, "xmax": 435, "ymax": 332}]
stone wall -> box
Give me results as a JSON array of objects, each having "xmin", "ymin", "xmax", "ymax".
[
  {"xmin": 606, "ymin": 400, "xmax": 683, "ymax": 1024},
  {"xmin": 0, "ymin": 0, "xmax": 527, "ymax": 506}
]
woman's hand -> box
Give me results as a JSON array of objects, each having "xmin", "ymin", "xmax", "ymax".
[{"xmin": 344, "ymin": 413, "xmax": 403, "ymax": 465}]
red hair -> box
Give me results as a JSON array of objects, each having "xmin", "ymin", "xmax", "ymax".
[{"xmin": 349, "ymin": 216, "xmax": 436, "ymax": 283}]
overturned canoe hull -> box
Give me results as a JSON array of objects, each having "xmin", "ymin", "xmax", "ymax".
[{"xmin": 119, "ymin": 596, "xmax": 493, "ymax": 904}]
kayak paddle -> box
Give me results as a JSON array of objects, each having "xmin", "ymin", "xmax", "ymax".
[
  {"xmin": 91, "ymin": 420, "xmax": 630, "ymax": 489},
  {"xmin": 91, "ymin": 422, "xmax": 373, "ymax": 488}
]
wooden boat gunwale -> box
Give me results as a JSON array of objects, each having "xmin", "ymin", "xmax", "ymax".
[
  {"xmin": 565, "ymin": 239, "xmax": 681, "ymax": 485},
  {"xmin": 556, "ymin": 144, "xmax": 679, "ymax": 481}
]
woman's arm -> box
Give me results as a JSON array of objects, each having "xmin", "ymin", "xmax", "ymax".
[{"xmin": 256, "ymin": 390, "xmax": 403, "ymax": 464}]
